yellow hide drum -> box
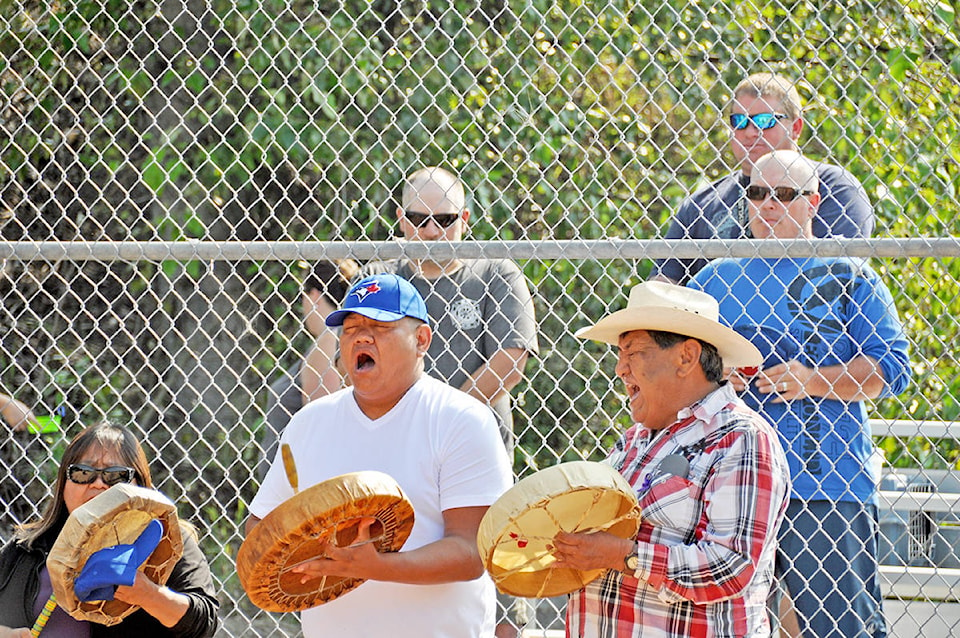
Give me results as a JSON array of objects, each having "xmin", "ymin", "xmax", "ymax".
[
  {"xmin": 477, "ymin": 461, "xmax": 642, "ymax": 598},
  {"xmin": 236, "ymin": 470, "xmax": 415, "ymax": 612},
  {"xmin": 47, "ymin": 483, "xmax": 183, "ymax": 625}
]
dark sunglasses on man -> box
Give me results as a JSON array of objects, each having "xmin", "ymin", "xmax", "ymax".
[
  {"xmin": 745, "ymin": 185, "xmax": 816, "ymax": 203},
  {"xmin": 67, "ymin": 463, "xmax": 137, "ymax": 486},
  {"xmin": 729, "ymin": 112, "xmax": 788, "ymax": 131},
  {"xmin": 403, "ymin": 211, "xmax": 460, "ymax": 228}
]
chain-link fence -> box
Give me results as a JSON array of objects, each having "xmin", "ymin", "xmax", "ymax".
[{"xmin": 2, "ymin": 0, "xmax": 960, "ymax": 636}]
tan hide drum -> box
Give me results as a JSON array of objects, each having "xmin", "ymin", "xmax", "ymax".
[
  {"xmin": 47, "ymin": 483, "xmax": 184, "ymax": 625},
  {"xmin": 477, "ymin": 460, "xmax": 642, "ymax": 598},
  {"xmin": 237, "ymin": 470, "xmax": 415, "ymax": 612}
]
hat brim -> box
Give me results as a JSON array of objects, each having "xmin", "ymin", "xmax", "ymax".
[
  {"xmin": 325, "ymin": 308, "xmax": 408, "ymax": 327},
  {"xmin": 574, "ymin": 307, "xmax": 762, "ymax": 368}
]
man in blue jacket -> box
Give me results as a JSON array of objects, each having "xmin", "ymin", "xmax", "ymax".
[{"xmin": 690, "ymin": 149, "xmax": 911, "ymax": 638}]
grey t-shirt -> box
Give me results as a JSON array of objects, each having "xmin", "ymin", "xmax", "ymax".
[{"xmin": 363, "ymin": 259, "xmax": 539, "ymax": 448}]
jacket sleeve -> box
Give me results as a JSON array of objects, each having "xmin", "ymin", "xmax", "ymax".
[
  {"xmin": 847, "ymin": 265, "xmax": 911, "ymax": 397},
  {"xmin": 163, "ymin": 530, "xmax": 221, "ymax": 638},
  {"xmin": 0, "ymin": 540, "xmax": 40, "ymax": 629}
]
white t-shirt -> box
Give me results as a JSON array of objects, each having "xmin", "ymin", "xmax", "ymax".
[{"xmin": 249, "ymin": 375, "xmax": 512, "ymax": 638}]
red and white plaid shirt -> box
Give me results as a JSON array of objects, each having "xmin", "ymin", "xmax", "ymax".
[{"xmin": 566, "ymin": 384, "xmax": 790, "ymax": 638}]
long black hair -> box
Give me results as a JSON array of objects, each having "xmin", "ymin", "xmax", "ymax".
[{"xmin": 16, "ymin": 422, "xmax": 152, "ymax": 548}]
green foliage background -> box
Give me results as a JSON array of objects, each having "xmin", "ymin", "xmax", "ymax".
[{"xmin": 2, "ymin": 0, "xmax": 960, "ymax": 620}]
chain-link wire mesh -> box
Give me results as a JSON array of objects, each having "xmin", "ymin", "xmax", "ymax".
[{"xmin": 2, "ymin": 0, "xmax": 960, "ymax": 635}]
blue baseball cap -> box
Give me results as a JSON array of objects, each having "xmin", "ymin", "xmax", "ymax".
[{"xmin": 325, "ymin": 273, "xmax": 429, "ymax": 327}]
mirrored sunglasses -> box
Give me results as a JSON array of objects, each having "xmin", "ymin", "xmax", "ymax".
[
  {"xmin": 729, "ymin": 112, "xmax": 788, "ymax": 130},
  {"xmin": 404, "ymin": 211, "xmax": 460, "ymax": 228},
  {"xmin": 67, "ymin": 463, "xmax": 137, "ymax": 486},
  {"xmin": 745, "ymin": 185, "xmax": 816, "ymax": 203}
]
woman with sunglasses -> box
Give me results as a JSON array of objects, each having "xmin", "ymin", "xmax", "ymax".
[{"xmin": 0, "ymin": 422, "xmax": 219, "ymax": 638}]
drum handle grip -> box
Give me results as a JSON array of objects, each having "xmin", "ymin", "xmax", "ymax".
[
  {"xmin": 282, "ymin": 443, "xmax": 299, "ymax": 494},
  {"xmin": 30, "ymin": 593, "xmax": 57, "ymax": 637}
]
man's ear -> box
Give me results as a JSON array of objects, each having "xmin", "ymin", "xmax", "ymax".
[
  {"xmin": 415, "ymin": 323, "xmax": 432, "ymax": 355},
  {"xmin": 676, "ymin": 339, "xmax": 703, "ymax": 378},
  {"xmin": 396, "ymin": 207, "xmax": 412, "ymax": 238},
  {"xmin": 791, "ymin": 116, "xmax": 804, "ymax": 141}
]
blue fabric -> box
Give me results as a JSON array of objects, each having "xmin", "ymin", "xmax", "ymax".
[
  {"xmin": 654, "ymin": 164, "xmax": 874, "ymax": 284},
  {"xmin": 689, "ymin": 257, "xmax": 911, "ymax": 503},
  {"xmin": 776, "ymin": 500, "xmax": 887, "ymax": 638},
  {"xmin": 73, "ymin": 518, "xmax": 163, "ymax": 602},
  {"xmin": 325, "ymin": 273, "xmax": 429, "ymax": 327}
]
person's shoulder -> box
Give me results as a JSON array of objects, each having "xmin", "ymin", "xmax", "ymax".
[
  {"xmin": 0, "ymin": 536, "xmax": 21, "ymax": 563},
  {"xmin": 0, "ymin": 534, "xmax": 35, "ymax": 578},
  {"xmin": 671, "ymin": 173, "xmax": 742, "ymax": 227},
  {"xmin": 416, "ymin": 374, "xmax": 474, "ymax": 402},
  {"xmin": 720, "ymin": 397, "xmax": 782, "ymax": 441},
  {"xmin": 699, "ymin": 256, "xmax": 741, "ymax": 273},
  {"xmin": 691, "ymin": 257, "xmax": 743, "ymax": 282},
  {"xmin": 415, "ymin": 376, "xmax": 492, "ymax": 417},
  {"xmin": 301, "ymin": 385, "xmax": 351, "ymax": 408},
  {"xmin": 461, "ymin": 258, "xmax": 522, "ymax": 277},
  {"xmin": 815, "ymin": 160, "xmax": 857, "ymax": 178},
  {"xmin": 684, "ymin": 172, "xmax": 740, "ymax": 201},
  {"xmin": 360, "ymin": 259, "xmax": 405, "ymax": 278},
  {"xmin": 815, "ymin": 161, "xmax": 864, "ymax": 187},
  {"xmin": 286, "ymin": 388, "xmax": 352, "ymax": 431},
  {"xmin": 176, "ymin": 521, "xmax": 204, "ymax": 552}
]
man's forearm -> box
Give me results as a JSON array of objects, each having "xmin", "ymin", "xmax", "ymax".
[
  {"xmin": 805, "ymin": 355, "xmax": 885, "ymax": 401},
  {"xmin": 460, "ymin": 348, "xmax": 528, "ymax": 404}
]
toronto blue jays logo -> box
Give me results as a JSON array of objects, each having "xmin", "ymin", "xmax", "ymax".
[{"xmin": 352, "ymin": 281, "xmax": 381, "ymax": 302}]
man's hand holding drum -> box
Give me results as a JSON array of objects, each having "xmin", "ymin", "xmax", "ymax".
[
  {"xmin": 549, "ymin": 531, "xmax": 634, "ymax": 574},
  {"xmin": 290, "ymin": 517, "xmax": 382, "ymax": 584}
]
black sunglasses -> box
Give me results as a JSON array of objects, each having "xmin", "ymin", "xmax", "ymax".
[
  {"xmin": 403, "ymin": 211, "xmax": 460, "ymax": 228},
  {"xmin": 729, "ymin": 112, "xmax": 788, "ymax": 130},
  {"xmin": 745, "ymin": 185, "xmax": 816, "ymax": 203},
  {"xmin": 67, "ymin": 463, "xmax": 137, "ymax": 486}
]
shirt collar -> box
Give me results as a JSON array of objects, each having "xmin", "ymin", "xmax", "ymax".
[{"xmin": 676, "ymin": 383, "xmax": 738, "ymax": 428}]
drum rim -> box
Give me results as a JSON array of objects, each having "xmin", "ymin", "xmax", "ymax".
[
  {"xmin": 478, "ymin": 460, "xmax": 642, "ymax": 598},
  {"xmin": 237, "ymin": 470, "xmax": 416, "ymax": 612}
]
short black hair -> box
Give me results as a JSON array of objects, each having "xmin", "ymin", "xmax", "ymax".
[
  {"xmin": 647, "ymin": 330, "xmax": 724, "ymax": 383},
  {"xmin": 302, "ymin": 259, "xmax": 360, "ymax": 305}
]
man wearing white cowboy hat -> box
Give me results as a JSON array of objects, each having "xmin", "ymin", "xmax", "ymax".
[{"xmin": 550, "ymin": 281, "xmax": 790, "ymax": 638}]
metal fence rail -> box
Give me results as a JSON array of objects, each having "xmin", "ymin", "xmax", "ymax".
[{"xmin": 4, "ymin": 238, "xmax": 960, "ymax": 261}]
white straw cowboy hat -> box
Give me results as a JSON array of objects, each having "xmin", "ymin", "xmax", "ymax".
[{"xmin": 574, "ymin": 281, "xmax": 762, "ymax": 368}]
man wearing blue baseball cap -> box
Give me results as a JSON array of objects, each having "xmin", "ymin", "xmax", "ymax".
[{"xmin": 246, "ymin": 273, "xmax": 512, "ymax": 638}]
